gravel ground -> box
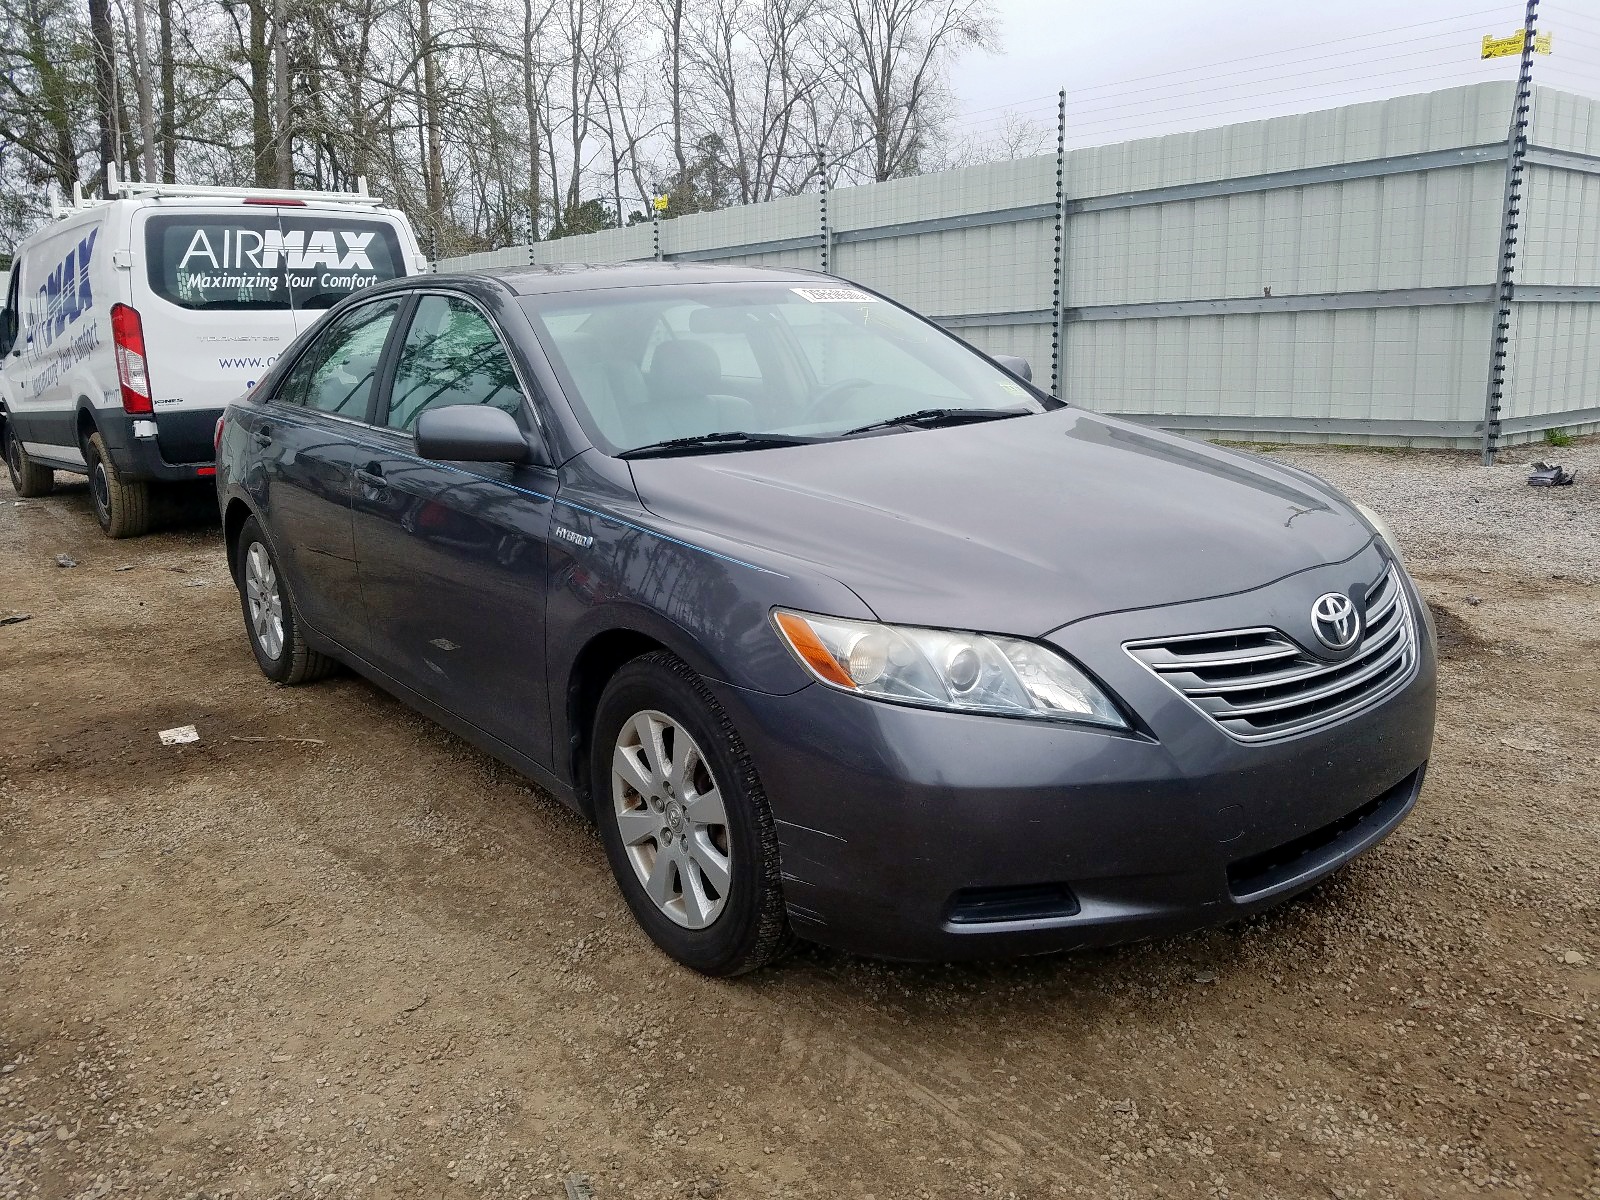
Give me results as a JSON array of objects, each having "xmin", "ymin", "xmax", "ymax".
[
  {"xmin": 1267, "ymin": 440, "xmax": 1600, "ymax": 586},
  {"xmin": 1, "ymin": 442, "xmax": 1597, "ymax": 1200}
]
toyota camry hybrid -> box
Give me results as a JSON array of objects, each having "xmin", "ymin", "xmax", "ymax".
[{"xmin": 214, "ymin": 263, "xmax": 1437, "ymax": 976}]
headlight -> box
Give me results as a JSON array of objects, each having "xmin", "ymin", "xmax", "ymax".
[
  {"xmin": 772, "ymin": 610, "xmax": 1127, "ymax": 728},
  {"xmin": 1354, "ymin": 501, "xmax": 1405, "ymax": 565}
]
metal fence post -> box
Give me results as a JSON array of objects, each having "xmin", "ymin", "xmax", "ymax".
[
  {"xmin": 1481, "ymin": 0, "xmax": 1540, "ymax": 465},
  {"xmin": 1050, "ymin": 89, "xmax": 1067, "ymax": 400},
  {"xmin": 818, "ymin": 152, "xmax": 831, "ymax": 274},
  {"xmin": 653, "ymin": 206, "xmax": 663, "ymax": 261}
]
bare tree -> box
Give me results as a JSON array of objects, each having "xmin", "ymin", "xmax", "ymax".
[
  {"xmin": 156, "ymin": 0, "xmax": 174, "ymax": 179},
  {"xmin": 129, "ymin": 0, "xmax": 157, "ymax": 179},
  {"xmin": 87, "ymin": 0, "xmax": 117, "ymax": 188},
  {"xmin": 833, "ymin": 0, "xmax": 993, "ymax": 181},
  {"xmin": 0, "ymin": 0, "xmax": 1000, "ymax": 253}
]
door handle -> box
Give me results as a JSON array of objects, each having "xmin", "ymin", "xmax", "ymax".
[
  {"xmin": 354, "ymin": 466, "xmax": 386, "ymax": 488},
  {"xmin": 251, "ymin": 428, "xmax": 273, "ymax": 448}
]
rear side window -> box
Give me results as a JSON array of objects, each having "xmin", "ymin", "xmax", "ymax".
[
  {"xmin": 275, "ymin": 298, "xmax": 401, "ymax": 420},
  {"xmin": 143, "ymin": 212, "xmax": 405, "ymax": 311}
]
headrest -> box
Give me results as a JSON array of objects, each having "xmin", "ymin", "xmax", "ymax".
[{"xmin": 648, "ymin": 339, "xmax": 722, "ymax": 394}]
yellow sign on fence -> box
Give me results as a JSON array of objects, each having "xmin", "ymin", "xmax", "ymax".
[{"xmin": 1482, "ymin": 30, "xmax": 1553, "ymax": 59}]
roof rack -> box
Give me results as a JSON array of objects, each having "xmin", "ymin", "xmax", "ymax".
[
  {"xmin": 48, "ymin": 164, "xmax": 384, "ymax": 221},
  {"xmin": 107, "ymin": 162, "xmax": 382, "ymax": 206},
  {"xmin": 48, "ymin": 180, "xmax": 108, "ymax": 220}
]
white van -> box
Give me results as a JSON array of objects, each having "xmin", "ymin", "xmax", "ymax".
[{"xmin": 0, "ymin": 174, "xmax": 426, "ymax": 536}]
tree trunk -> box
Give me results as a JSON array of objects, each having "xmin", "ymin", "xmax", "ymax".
[
  {"xmin": 669, "ymin": 0, "xmax": 685, "ymax": 196},
  {"xmin": 523, "ymin": 0, "xmax": 541, "ymax": 239},
  {"xmin": 566, "ymin": 0, "xmax": 583, "ymax": 220},
  {"xmin": 418, "ymin": 0, "xmax": 446, "ymax": 240},
  {"xmin": 88, "ymin": 0, "xmax": 116, "ymax": 192},
  {"xmin": 157, "ymin": 0, "xmax": 175, "ymax": 181},
  {"xmin": 249, "ymin": 0, "xmax": 274, "ymax": 187},
  {"xmin": 273, "ymin": 0, "xmax": 292, "ymax": 187},
  {"xmin": 131, "ymin": 0, "xmax": 157, "ymax": 182}
]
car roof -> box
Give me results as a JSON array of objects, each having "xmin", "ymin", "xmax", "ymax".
[{"xmin": 440, "ymin": 261, "xmax": 829, "ymax": 297}]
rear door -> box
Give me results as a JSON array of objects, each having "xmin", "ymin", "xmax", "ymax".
[
  {"xmin": 349, "ymin": 291, "xmax": 559, "ymax": 762},
  {"xmin": 248, "ymin": 294, "xmax": 406, "ymax": 649},
  {"xmin": 134, "ymin": 206, "xmax": 408, "ymax": 463}
]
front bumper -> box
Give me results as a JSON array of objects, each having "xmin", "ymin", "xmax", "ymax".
[
  {"xmin": 97, "ymin": 408, "xmax": 222, "ymax": 483},
  {"xmin": 711, "ymin": 556, "xmax": 1437, "ymax": 962}
]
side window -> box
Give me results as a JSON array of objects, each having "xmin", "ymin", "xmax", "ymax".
[
  {"xmin": 275, "ymin": 298, "xmax": 401, "ymax": 420},
  {"xmin": 384, "ymin": 296, "xmax": 524, "ymax": 432},
  {"xmin": 0, "ymin": 268, "xmax": 19, "ymax": 356}
]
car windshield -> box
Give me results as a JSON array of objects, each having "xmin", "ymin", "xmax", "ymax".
[{"xmin": 520, "ymin": 282, "xmax": 1052, "ymax": 454}]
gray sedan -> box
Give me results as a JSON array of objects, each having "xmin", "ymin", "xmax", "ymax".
[{"xmin": 215, "ymin": 263, "xmax": 1436, "ymax": 975}]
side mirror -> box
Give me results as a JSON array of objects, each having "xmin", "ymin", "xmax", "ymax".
[
  {"xmin": 992, "ymin": 354, "xmax": 1032, "ymax": 383},
  {"xmin": 414, "ymin": 404, "xmax": 532, "ymax": 464},
  {"xmin": 0, "ymin": 308, "xmax": 14, "ymax": 358}
]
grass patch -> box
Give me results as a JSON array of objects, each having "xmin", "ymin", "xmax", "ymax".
[{"xmin": 1544, "ymin": 427, "xmax": 1574, "ymax": 448}]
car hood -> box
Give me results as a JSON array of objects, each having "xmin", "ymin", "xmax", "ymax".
[{"xmin": 628, "ymin": 409, "xmax": 1373, "ymax": 635}]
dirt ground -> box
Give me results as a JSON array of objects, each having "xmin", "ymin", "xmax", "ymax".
[{"xmin": 2, "ymin": 444, "xmax": 1597, "ymax": 1200}]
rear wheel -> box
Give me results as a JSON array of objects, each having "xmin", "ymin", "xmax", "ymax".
[
  {"xmin": 4, "ymin": 424, "xmax": 55, "ymax": 497},
  {"xmin": 84, "ymin": 431, "xmax": 150, "ymax": 538},
  {"xmin": 235, "ymin": 516, "xmax": 335, "ymax": 685},
  {"xmin": 592, "ymin": 651, "xmax": 793, "ymax": 975}
]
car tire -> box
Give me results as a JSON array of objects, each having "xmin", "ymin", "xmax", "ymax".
[
  {"xmin": 4, "ymin": 424, "xmax": 55, "ymax": 497},
  {"xmin": 235, "ymin": 516, "xmax": 336, "ymax": 686},
  {"xmin": 85, "ymin": 431, "xmax": 150, "ymax": 538},
  {"xmin": 592, "ymin": 651, "xmax": 794, "ymax": 976}
]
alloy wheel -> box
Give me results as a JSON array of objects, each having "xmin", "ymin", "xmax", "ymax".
[
  {"xmin": 611, "ymin": 709, "xmax": 732, "ymax": 929},
  {"xmin": 244, "ymin": 542, "xmax": 285, "ymax": 660}
]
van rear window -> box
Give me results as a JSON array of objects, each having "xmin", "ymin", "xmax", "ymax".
[{"xmin": 144, "ymin": 212, "xmax": 405, "ymax": 311}]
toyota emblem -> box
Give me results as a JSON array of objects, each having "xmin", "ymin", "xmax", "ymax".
[{"xmin": 1311, "ymin": 592, "xmax": 1361, "ymax": 651}]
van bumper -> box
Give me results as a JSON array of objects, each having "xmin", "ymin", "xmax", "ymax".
[{"xmin": 97, "ymin": 408, "xmax": 221, "ymax": 482}]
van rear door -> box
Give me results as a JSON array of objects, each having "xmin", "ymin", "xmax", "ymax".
[{"xmin": 131, "ymin": 206, "xmax": 408, "ymax": 462}]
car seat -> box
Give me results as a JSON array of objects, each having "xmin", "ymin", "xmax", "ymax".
[{"xmin": 643, "ymin": 339, "xmax": 756, "ymax": 441}]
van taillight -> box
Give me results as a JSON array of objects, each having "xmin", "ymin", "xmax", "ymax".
[{"xmin": 110, "ymin": 303, "xmax": 153, "ymax": 415}]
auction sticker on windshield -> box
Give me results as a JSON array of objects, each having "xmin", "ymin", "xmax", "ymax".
[{"xmin": 792, "ymin": 286, "xmax": 876, "ymax": 303}]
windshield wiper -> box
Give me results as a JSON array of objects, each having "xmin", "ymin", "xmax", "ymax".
[
  {"xmin": 617, "ymin": 431, "xmax": 823, "ymax": 459},
  {"xmin": 839, "ymin": 407, "xmax": 1032, "ymax": 437}
]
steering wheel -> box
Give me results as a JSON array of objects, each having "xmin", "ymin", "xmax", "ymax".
[{"xmin": 799, "ymin": 377, "xmax": 873, "ymax": 424}]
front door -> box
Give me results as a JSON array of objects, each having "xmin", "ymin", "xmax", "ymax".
[
  {"xmin": 252, "ymin": 295, "xmax": 403, "ymax": 648},
  {"xmin": 350, "ymin": 292, "xmax": 558, "ymax": 764}
]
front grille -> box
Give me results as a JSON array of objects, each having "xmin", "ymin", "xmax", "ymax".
[{"xmin": 1125, "ymin": 565, "xmax": 1417, "ymax": 742}]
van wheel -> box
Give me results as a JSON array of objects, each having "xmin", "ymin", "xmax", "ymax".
[
  {"xmin": 4, "ymin": 425, "xmax": 55, "ymax": 497},
  {"xmin": 235, "ymin": 516, "xmax": 335, "ymax": 685},
  {"xmin": 85, "ymin": 431, "xmax": 150, "ymax": 538},
  {"xmin": 592, "ymin": 651, "xmax": 794, "ymax": 976}
]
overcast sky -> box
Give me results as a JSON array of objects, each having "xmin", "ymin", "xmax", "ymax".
[{"xmin": 948, "ymin": 0, "xmax": 1600, "ymax": 149}]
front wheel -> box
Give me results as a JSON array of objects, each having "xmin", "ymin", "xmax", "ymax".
[
  {"xmin": 592, "ymin": 651, "xmax": 793, "ymax": 975},
  {"xmin": 234, "ymin": 516, "xmax": 336, "ymax": 685},
  {"xmin": 4, "ymin": 424, "xmax": 55, "ymax": 497}
]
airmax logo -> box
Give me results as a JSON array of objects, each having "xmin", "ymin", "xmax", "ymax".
[
  {"xmin": 553, "ymin": 525, "xmax": 593, "ymax": 548},
  {"xmin": 179, "ymin": 228, "xmax": 376, "ymax": 271}
]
